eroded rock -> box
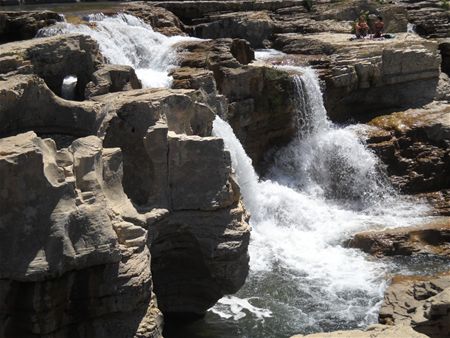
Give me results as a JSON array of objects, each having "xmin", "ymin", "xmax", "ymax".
[
  {"xmin": 379, "ymin": 273, "xmax": 450, "ymax": 338},
  {"xmin": 0, "ymin": 34, "xmax": 103, "ymax": 99},
  {"xmin": 85, "ymin": 64, "xmax": 142, "ymax": 99},
  {"xmin": 150, "ymin": 200, "xmax": 250, "ymax": 315},
  {"xmin": 0, "ymin": 75, "xmax": 103, "ymax": 142},
  {"xmin": 124, "ymin": 2, "xmax": 186, "ymax": 36},
  {"xmin": 0, "ymin": 132, "xmax": 162, "ymax": 337}
]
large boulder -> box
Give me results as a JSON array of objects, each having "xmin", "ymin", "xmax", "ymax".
[
  {"xmin": 95, "ymin": 88, "xmax": 214, "ymax": 207},
  {"xmin": 0, "ymin": 132, "xmax": 162, "ymax": 337},
  {"xmin": 190, "ymin": 11, "xmax": 275, "ymax": 48},
  {"xmin": 94, "ymin": 88, "xmax": 251, "ymax": 315},
  {"xmin": 85, "ymin": 64, "xmax": 142, "ymax": 99}
]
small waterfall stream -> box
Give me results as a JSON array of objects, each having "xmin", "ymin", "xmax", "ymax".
[
  {"xmin": 208, "ymin": 67, "xmax": 433, "ymax": 337},
  {"xmin": 38, "ymin": 13, "xmax": 196, "ymax": 88}
]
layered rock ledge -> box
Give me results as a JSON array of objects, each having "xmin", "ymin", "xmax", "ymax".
[{"xmin": 272, "ymin": 33, "xmax": 441, "ymax": 121}]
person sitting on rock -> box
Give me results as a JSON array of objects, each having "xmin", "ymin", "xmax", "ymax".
[
  {"xmin": 355, "ymin": 15, "xmax": 369, "ymax": 39},
  {"xmin": 373, "ymin": 16, "xmax": 384, "ymax": 38}
]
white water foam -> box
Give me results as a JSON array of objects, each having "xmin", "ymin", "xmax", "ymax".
[
  {"xmin": 61, "ymin": 75, "xmax": 77, "ymax": 100},
  {"xmin": 210, "ymin": 296, "xmax": 272, "ymax": 321},
  {"xmin": 38, "ymin": 13, "xmax": 196, "ymax": 88},
  {"xmin": 211, "ymin": 66, "xmax": 431, "ymax": 329}
]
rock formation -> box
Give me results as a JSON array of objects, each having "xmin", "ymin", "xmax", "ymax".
[
  {"xmin": 273, "ymin": 33, "xmax": 441, "ymax": 121},
  {"xmin": 0, "ymin": 26, "xmax": 251, "ymax": 336},
  {"xmin": 157, "ymin": 0, "xmax": 408, "ymax": 48},
  {"xmin": 0, "ymin": 132, "xmax": 163, "ymax": 338},
  {"xmin": 124, "ymin": 3, "xmax": 186, "ymax": 36},
  {"xmin": 172, "ymin": 37, "xmax": 297, "ymax": 167},
  {"xmin": 0, "ymin": 34, "xmax": 103, "ymax": 99},
  {"xmin": 363, "ymin": 102, "xmax": 450, "ymax": 213},
  {"xmin": 347, "ymin": 218, "xmax": 450, "ymax": 257},
  {"xmin": 93, "ymin": 87, "xmax": 251, "ymax": 315},
  {"xmin": 379, "ymin": 273, "xmax": 450, "ymax": 338}
]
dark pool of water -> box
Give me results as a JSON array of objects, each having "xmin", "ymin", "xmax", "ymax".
[{"xmin": 164, "ymin": 254, "xmax": 450, "ymax": 338}]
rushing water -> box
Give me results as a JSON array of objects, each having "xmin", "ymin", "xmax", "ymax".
[
  {"xmin": 38, "ymin": 13, "xmax": 195, "ymax": 88},
  {"xmin": 188, "ymin": 66, "xmax": 437, "ymax": 338}
]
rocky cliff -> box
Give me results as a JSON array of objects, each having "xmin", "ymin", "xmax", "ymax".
[{"xmin": 0, "ymin": 32, "xmax": 250, "ymax": 337}]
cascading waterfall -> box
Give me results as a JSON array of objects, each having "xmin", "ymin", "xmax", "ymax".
[
  {"xmin": 269, "ymin": 67, "xmax": 394, "ymax": 209},
  {"xmin": 38, "ymin": 13, "xmax": 195, "ymax": 88},
  {"xmin": 211, "ymin": 66, "xmax": 431, "ymax": 337}
]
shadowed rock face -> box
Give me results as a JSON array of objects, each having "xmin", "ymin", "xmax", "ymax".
[{"xmin": 0, "ymin": 11, "xmax": 63, "ymax": 44}]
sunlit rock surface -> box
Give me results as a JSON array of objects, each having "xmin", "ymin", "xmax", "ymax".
[
  {"xmin": 379, "ymin": 273, "xmax": 450, "ymax": 338},
  {"xmin": 0, "ymin": 132, "xmax": 163, "ymax": 337}
]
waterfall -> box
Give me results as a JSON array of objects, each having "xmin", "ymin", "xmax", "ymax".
[
  {"xmin": 211, "ymin": 67, "xmax": 430, "ymax": 335},
  {"xmin": 38, "ymin": 13, "xmax": 196, "ymax": 88},
  {"xmin": 269, "ymin": 67, "xmax": 394, "ymax": 209},
  {"xmin": 407, "ymin": 22, "xmax": 417, "ymax": 34},
  {"xmin": 61, "ymin": 75, "xmax": 77, "ymax": 100}
]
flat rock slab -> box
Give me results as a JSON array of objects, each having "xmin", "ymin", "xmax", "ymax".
[{"xmin": 347, "ymin": 217, "xmax": 450, "ymax": 257}]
